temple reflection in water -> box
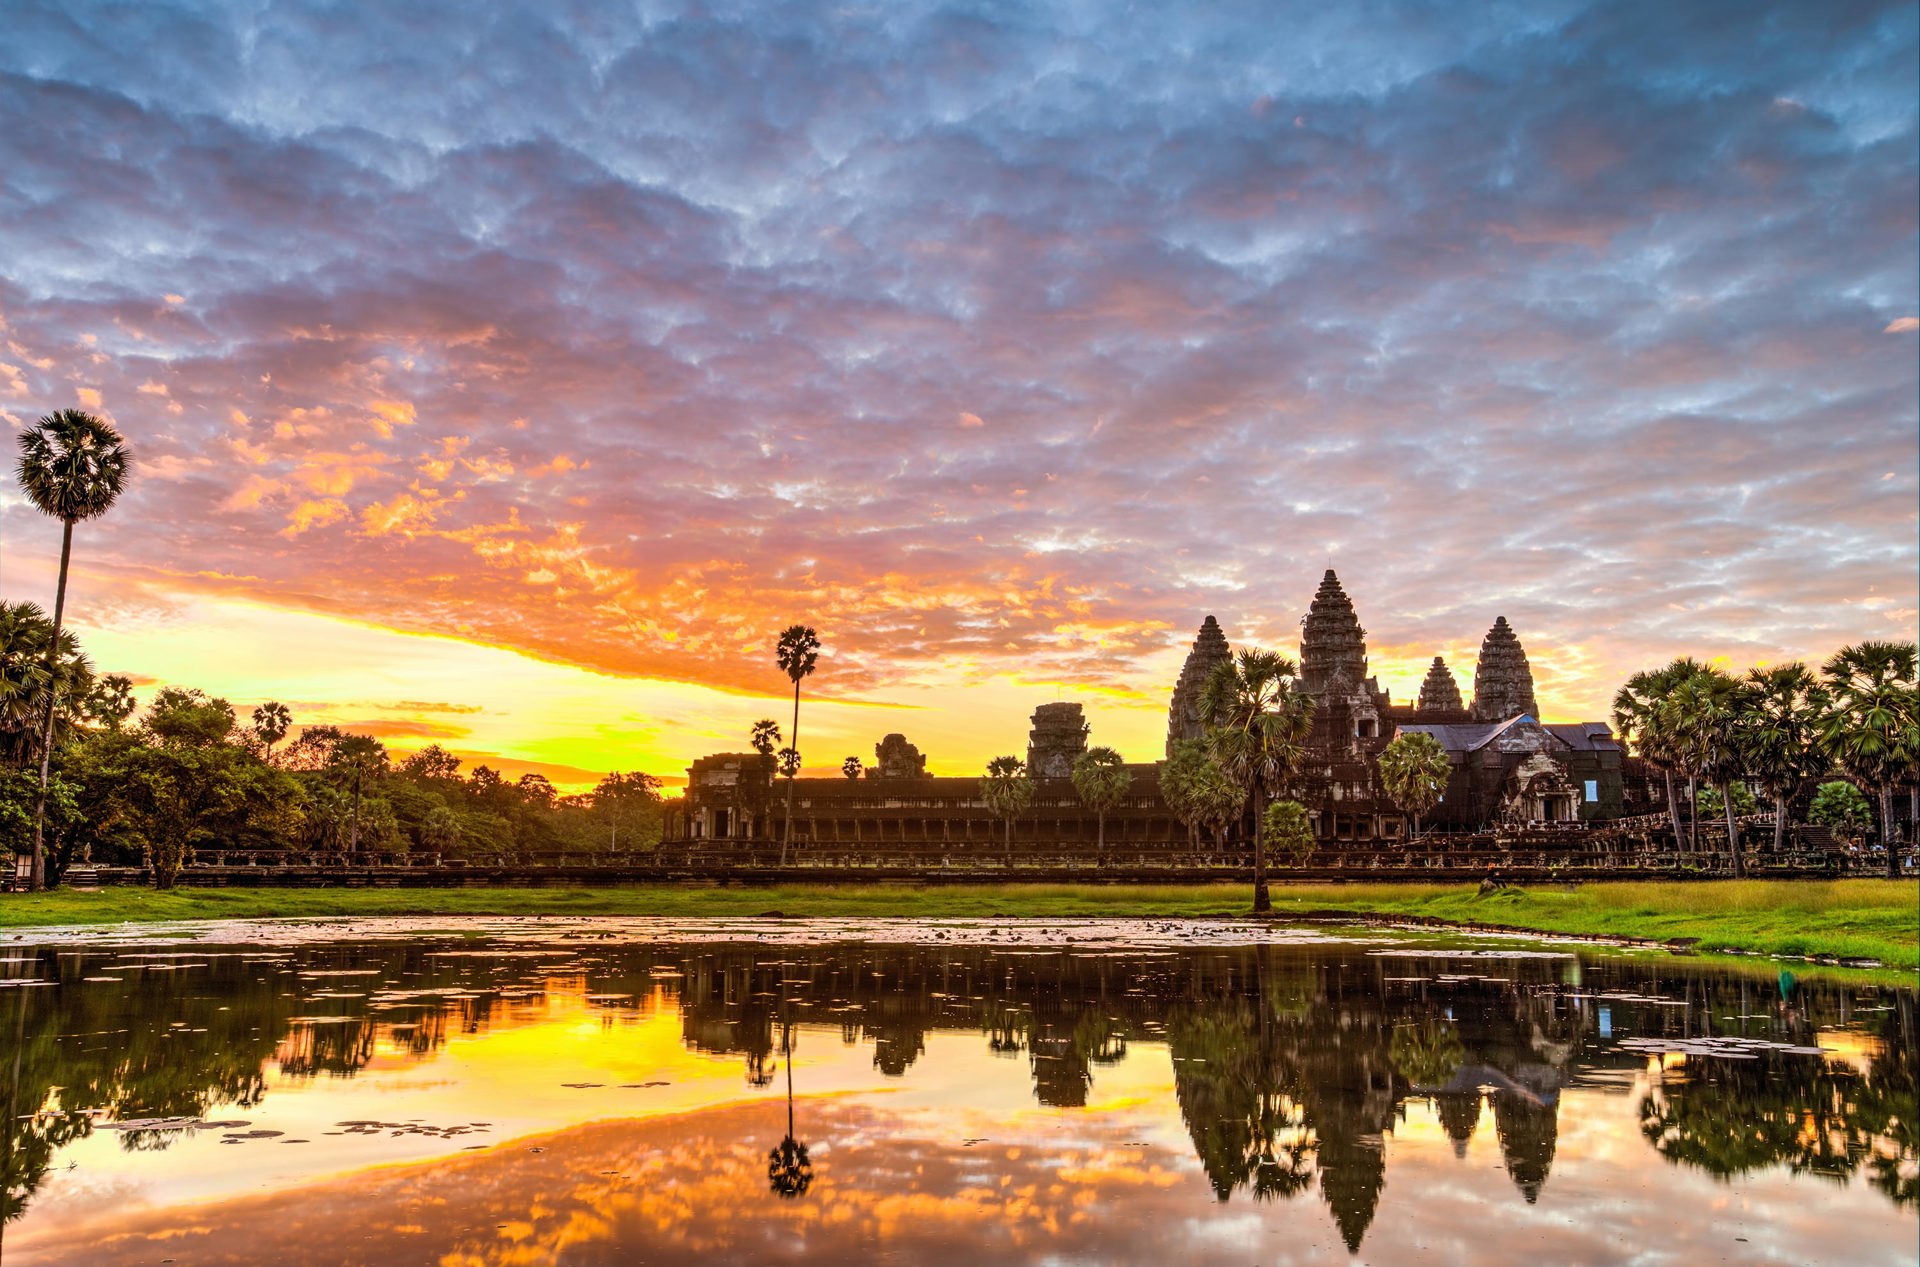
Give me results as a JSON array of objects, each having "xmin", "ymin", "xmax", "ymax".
[{"xmin": 1, "ymin": 934, "xmax": 1913, "ymax": 1263}]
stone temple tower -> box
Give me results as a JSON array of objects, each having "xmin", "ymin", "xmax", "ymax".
[
  {"xmin": 1166, "ymin": 615, "xmax": 1232, "ymax": 756},
  {"xmin": 1027, "ymin": 702, "xmax": 1090, "ymax": 779},
  {"xmin": 1299, "ymin": 569, "xmax": 1388, "ymax": 743},
  {"xmin": 1417, "ymin": 656, "xmax": 1464, "ymax": 713},
  {"xmin": 1470, "ymin": 617, "xmax": 1539, "ymax": 722},
  {"xmin": 1299, "ymin": 570, "xmax": 1371, "ymax": 697}
]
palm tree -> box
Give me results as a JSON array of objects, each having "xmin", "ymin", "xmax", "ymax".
[
  {"xmin": 1665, "ymin": 666, "xmax": 1752, "ymax": 876},
  {"xmin": 85, "ymin": 673, "xmax": 136, "ymax": 730},
  {"xmin": 1820, "ymin": 641, "xmax": 1919, "ymax": 877},
  {"xmin": 981, "ymin": 755, "xmax": 1036, "ymax": 863},
  {"xmin": 16, "ymin": 408, "xmax": 131, "ymax": 890},
  {"xmin": 841, "ymin": 755, "xmax": 862, "ymax": 780},
  {"xmin": 750, "ymin": 718, "xmax": 781, "ymax": 760},
  {"xmin": 1612, "ymin": 658, "xmax": 1703, "ymax": 849},
  {"xmin": 1069, "ymin": 746, "xmax": 1132, "ymax": 857},
  {"xmin": 328, "ymin": 734, "xmax": 386, "ymax": 860},
  {"xmin": 0, "ymin": 601, "xmax": 93, "ymax": 766},
  {"xmin": 1375, "ymin": 731, "xmax": 1449, "ymax": 838},
  {"xmin": 1739, "ymin": 664, "xmax": 1828, "ymax": 855},
  {"xmin": 252, "ymin": 701, "xmax": 292, "ymax": 762},
  {"xmin": 775, "ymin": 625, "xmax": 821, "ymax": 866},
  {"xmin": 766, "ymin": 1011, "xmax": 813, "ymax": 1198},
  {"xmin": 1199, "ymin": 648, "xmax": 1314, "ymax": 914}
]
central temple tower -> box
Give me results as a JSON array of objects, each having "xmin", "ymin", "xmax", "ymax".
[
  {"xmin": 1298, "ymin": 569, "xmax": 1390, "ymax": 743},
  {"xmin": 1299, "ymin": 569, "xmax": 1370, "ymax": 696}
]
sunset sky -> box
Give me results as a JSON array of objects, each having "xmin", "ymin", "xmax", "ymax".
[{"xmin": 1, "ymin": 1, "xmax": 1914, "ymax": 789}]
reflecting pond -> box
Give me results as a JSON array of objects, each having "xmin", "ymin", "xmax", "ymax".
[{"xmin": 1, "ymin": 918, "xmax": 1913, "ymax": 1265}]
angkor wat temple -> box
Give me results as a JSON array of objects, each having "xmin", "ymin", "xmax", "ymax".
[{"xmin": 669, "ymin": 570, "xmax": 1628, "ymax": 848}]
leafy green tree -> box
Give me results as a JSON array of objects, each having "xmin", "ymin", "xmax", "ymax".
[
  {"xmin": 1820, "ymin": 641, "xmax": 1919, "ymax": 875},
  {"xmin": 1694, "ymin": 783, "xmax": 1758, "ymax": 819},
  {"xmin": 515, "ymin": 772, "xmax": 556, "ymax": 807},
  {"xmin": 1262, "ymin": 799, "xmax": 1316, "ymax": 866},
  {"xmin": 1809, "ymin": 780, "xmax": 1873, "ymax": 837},
  {"xmin": 16, "ymin": 408, "xmax": 131, "ymax": 890},
  {"xmin": 1375, "ymin": 731, "xmax": 1449, "ymax": 837},
  {"xmin": 1161, "ymin": 739, "xmax": 1215, "ymax": 848},
  {"xmin": 95, "ymin": 693, "xmax": 305, "ymax": 886},
  {"xmin": 1739, "ymin": 664, "xmax": 1829, "ymax": 854},
  {"xmin": 592, "ymin": 771, "xmax": 663, "ymax": 849},
  {"xmin": 842, "ymin": 755, "xmax": 863, "ymax": 780},
  {"xmin": 1200, "ymin": 648, "xmax": 1314, "ymax": 914},
  {"xmin": 399, "ymin": 744, "xmax": 463, "ymax": 783},
  {"xmin": 250, "ymin": 701, "xmax": 291, "ymax": 760},
  {"xmin": 1070, "ymin": 746, "xmax": 1132, "ymax": 855},
  {"xmin": 774, "ymin": 625, "xmax": 821, "ymax": 865},
  {"xmin": 1613, "ymin": 658, "xmax": 1703, "ymax": 849},
  {"xmin": 981, "ymin": 754, "xmax": 1036, "ymax": 861}
]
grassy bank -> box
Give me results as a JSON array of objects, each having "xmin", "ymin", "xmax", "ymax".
[{"xmin": 3, "ymin": 879, "xmax": 1914, "ymax": 971}]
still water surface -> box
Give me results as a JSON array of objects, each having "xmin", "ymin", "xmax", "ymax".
[{"xmin": 1, "ymin": 917, "xmax": 1912, "ymax": 1265}]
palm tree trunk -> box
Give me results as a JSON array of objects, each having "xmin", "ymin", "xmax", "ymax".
[
  {"xmin": 1882, "ymin": 786, "xmax": 1898, "ymax": 879},
  {"xmin": 1251, "ymin": 786, "xmax": 1270, "ymax": 914},
  {"xmin": 1773, "ymin": 794, "xmax": 1787, "ymax": 855},
  {"xmin": 1096, "ymin": 810, "xmax": 1105, "ymax": 859},
  {"xmin": 1686, "ymin": 775, "xmax": 1698, "ymax": 852},
  {"xmin": 1720, "ymin": 780, "xmax": 1742, "ymax": 877},
  {"xmin": 1663, "ymin": 767, "xmax": 1683, "ymax": 850},
  {"xmin": 781, "ymin": 683, "xmax": 800, "ymax": 865},
  {"xmin": 29, "ymin": 519, "xmax": 75, "ymax": 893},
  {"xmin": 350, "ymin": 765, "xmax": 362, "ymax": 860}
]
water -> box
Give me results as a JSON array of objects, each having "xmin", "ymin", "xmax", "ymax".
[{"xmin": 1, "ymin": 917, "xmax": 1912, "ymax": 1265}]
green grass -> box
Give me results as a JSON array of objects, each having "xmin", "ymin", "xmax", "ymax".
[{"xmin": 3, "ymin": 880, "xmax": 1914, "ymax": 972}]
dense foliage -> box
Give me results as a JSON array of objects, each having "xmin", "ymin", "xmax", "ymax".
[
  {"xmin": 0, "ymin": 608, "xmax": 663, "ymax": 886},
  {"xmin": 1612, "ymin": 643, "xmax": 1918, "ymax": 876}
]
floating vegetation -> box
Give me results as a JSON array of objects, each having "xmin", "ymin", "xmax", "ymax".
[{"xmin": 1615, "ymin": 1036, "xmax": 1829, "ymax": 1059}]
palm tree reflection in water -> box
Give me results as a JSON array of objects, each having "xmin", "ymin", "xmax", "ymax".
[{"xmin": 767, "ymin": 1011, "xmax": 813, "ymax": 1199}]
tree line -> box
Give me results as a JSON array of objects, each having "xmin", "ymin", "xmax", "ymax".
[
  {"xmin": 1611, "ymin": 644, "xmax": 1919, "ymax": 878},
  {"xmin": 0, "ymin": 642, "xmax": 666, "ymax": 888}
]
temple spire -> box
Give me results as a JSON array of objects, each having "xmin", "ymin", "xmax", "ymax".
[
  {"xmin": 1417, "ymin": 656, "xmax": 1464, "ymax": 713},
  {"xmin": 1300, "ymin": 569, "xmax": 1369, "ymax": 696},
  {"xmin": 1166, "ymin": 615, "xmax": 1231, "ymax": 756},
  {"xmin": 1470, "ymin": 617, "xmax": 1539, "ymax": 722}
]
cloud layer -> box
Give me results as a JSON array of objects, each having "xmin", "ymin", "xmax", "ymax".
[{"xmin": 1, "ymin": 0, "xmax": 1914, "ymax": 743}]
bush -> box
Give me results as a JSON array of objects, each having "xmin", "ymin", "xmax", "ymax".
[{"xmin": 1808, "ymin": 781, "xmax": 1872, "ymax": 836}]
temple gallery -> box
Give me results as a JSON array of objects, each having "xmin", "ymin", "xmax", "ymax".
[{"xmin": 671, "ymin": 572, "xmax": 1638, "ymax": 848}]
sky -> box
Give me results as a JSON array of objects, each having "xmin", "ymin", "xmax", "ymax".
[{"xmin": 1, "ymin": 0, "xmax": 1915, "ymax": 789}]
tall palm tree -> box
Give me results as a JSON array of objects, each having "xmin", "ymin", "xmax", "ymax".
[
  {"xmin": 841, "ymin": 755, "xmax": 863, "ymax": 780},
  {"xmin": 252, "ymin": 701, "xmax": 292, "ymax": 762},
  {"xmin": 1820, "ymin": 640, "xmax": 1919, "ymax": 877},
  {"xmin": 1200, "ymin": 648, "xmax": 1314, "ymax": 914},
  {"xmin": 981, "ymin": 754, "xmax": 1036, "ymax": 862},
  {"xmin": 1612, "ymin": 658, "xmax": 1702, "ymax": 849},
  {"xmin": 1070, "ymin": 746, "xmax": 1132, "ymax": 857},
  {"xmin": 1665, "ymin": 666, "xmax": 1751, "ymax": 876},
  {"xmin": 775, "ymin": 625, "xmax": 820, "ymax": 866},
  {"xmin": 1739, "ymin": 664, "xmax": 1828, "ymax": 855},
  {"xmin": 16, "ymin": 408, "xmax": 131, "ymax": 890}
]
